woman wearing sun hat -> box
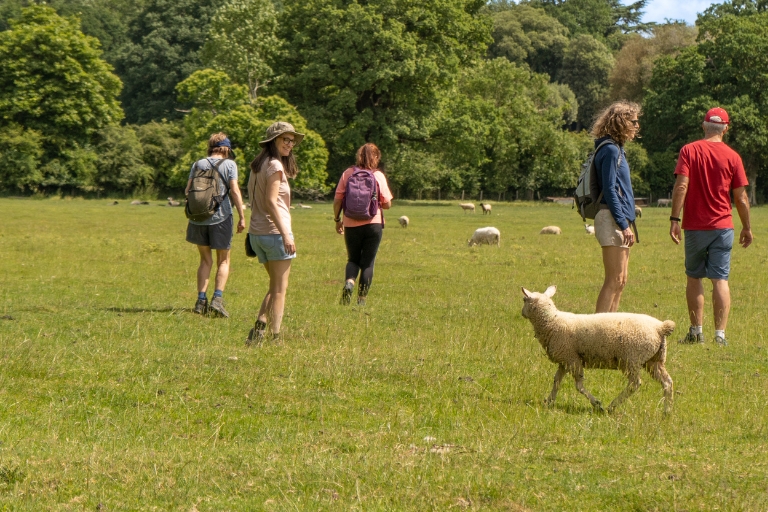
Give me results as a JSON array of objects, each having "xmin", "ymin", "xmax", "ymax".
[{"xmin": 245, "ymin": 122, "xmax": 304, "ymax": 344}]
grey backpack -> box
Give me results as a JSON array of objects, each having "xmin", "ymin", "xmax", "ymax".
[
  {"xmin": 185, "ymin": 158, "xmax": 229, "ymax": 222},
  {"xmin": 573, "ymin": 140, "xmax": 621, "ymax": 221}
]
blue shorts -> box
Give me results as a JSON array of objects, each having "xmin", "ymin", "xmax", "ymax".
[
  {"xmin": 249, "ymin": 233, "xmax": 296, "ymax": 264},
  {"xmin": 684, "ymin": 229, "xmax": 734, "ymax": 280}
]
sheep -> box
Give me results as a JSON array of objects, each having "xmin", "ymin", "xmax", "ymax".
[
  {"xmin": 584, "ymin": 224, "xmax": 595, "ymax": 235},
  {"xmin": 459, "ymin": 203, "xmax": 475, "ymax": 214},
  {"xmin": 167, "ymin": 197, "xmax": 181, "ymax": 207},
  {"xmin": 398, "ymin": 215, "xmax": 409, "ymax": 228},
  {"xmin": 634, "ymin": 206, "xmax": 642, "ymax": 218},
  {"xmin": 656, "ymin": 198, "xmax": 672, "ymax": 207},
  {"xmin": 521, "ymin": 286, "xmax": 675, "ymax": 414},
  {"xmin": 467, "ymin": 227, "xmax": 500, "ymax": 247},
  {"xmin": 480, "ymin": 203, "xmax": 492, "ymax": 215},
  {"xmin": 539, "ymin": 226, "xmax": 562, "ymax": 235},
  {"xmin": 298, "ymin": 203, "xmax": 312, "ymax": 209}
]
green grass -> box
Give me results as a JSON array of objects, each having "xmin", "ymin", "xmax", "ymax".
[{"xmin": 0, "ymin": 197, "xmax": 767, "ymax": 510}]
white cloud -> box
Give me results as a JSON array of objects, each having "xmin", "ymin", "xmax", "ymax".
[{"xmin": 642, "ymin": 0, "xmax": 724, "ymax": 25}]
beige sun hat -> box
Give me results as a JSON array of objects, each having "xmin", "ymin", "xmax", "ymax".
[{"xmin": 258, "ymin": 121, "xmax": 305, "ymax": 148}]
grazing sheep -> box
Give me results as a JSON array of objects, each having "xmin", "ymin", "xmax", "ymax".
[
  {"xmin": 459, "ymin": 203, "xmax": 475, "ymax": 213},
  {"xmin": 539, "ymin": 226, "xmax": 562, "ymax": 235},
  {"xmin": 584, "ymin": 224, "xmax": 595, "ymax": 235},
  {"xmin": 298, "ymin": 203, "xmax": 312, "ymax": 209},
  {"xmin": 398, "ymin": 216, "xmax": 409, "ymax": 228},
  {"xmin": 634, "ymin": 206, "xmax": 642, "ymax": 218},
  {"xmin": 467, "ymin": 227, "xmax": 500, "ymax": 247},
  {"xmin": 167, "ymin": 197, "xmax": 181, "ymax": 207},
  {"xmin": 480, "ymin": 203, "xmax": 492, "ymax": 215},
  {"xmin": 656, "ymin": 198, "xmax": 672, "ymax": 207},
  {"xmin": 521, "ymin": 286, "xmax": 675, "ymax": 414},
  {"xmin": 110, "ymin": 201, "xmax": 119, "ymax": 206},
  {"xmin": 130, "ymin": 200, "xmax": 142, "ymax": 205}
]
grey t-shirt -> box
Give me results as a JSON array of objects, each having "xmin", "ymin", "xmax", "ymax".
[{"xmin": 188, "ymin": 158, "xmax": 238, "ymax": 226}]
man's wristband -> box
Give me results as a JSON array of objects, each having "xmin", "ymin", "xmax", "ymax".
[
  {"xmin": 334, "ymin": 217, "xmax": 341, "ymax": 222},
  {"xmin": 669, "ymin": 216, "xmax": 681, "ymax": 222}
]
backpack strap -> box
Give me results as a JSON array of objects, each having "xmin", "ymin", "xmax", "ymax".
[{"xmin": 208, "ymin": 157, "xmax": 231, "ymax": 197}]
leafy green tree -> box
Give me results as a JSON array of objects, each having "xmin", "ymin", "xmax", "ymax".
[
  {"xmin": 557, "ymin": 34, "xmax": 614, "ymax": 128},
  {"xmin": 172, "ymin": 70, "xmax": 329, "ymax": 195},
  {"xmin": 135, "ymin": 120, "xmax": 185, "ymax": 190},
  {"xmin": 114, "ymin": 0, "xmax": 216, "ymax": 124},
  {"xmin": 0, "ymin": 124, "xmax": 44, "ymax": 192},
  {"xmin": 95, "ymin": 124, "xmax": 153, "ymax": 193},
  {"xmin": 608, "ymin": 23, "xmax": 696, "ymax": 103},
  {"xmin": 201, "ymin": 0, "xmax": 280, "ymax": 103},
  {"xmin": 276, "ymin": 0, "xmax": 492, "ymax": 177},
  {"xmin": 0, "ymin": 5, "xmax": 123, "ymax": 192},
  {"xmin": 488, "ymin": 4, "xmax": 570, "ymax": 78},
  {"xmin": 643, "ymin": 11, "xmax": 768, "ymax": 202}
]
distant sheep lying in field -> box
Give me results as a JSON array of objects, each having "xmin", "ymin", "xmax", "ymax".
[
  {"xmin": 298, "ymin": 203, "xmax": 312, "ymax": 209},
  {"xmin": 398, "ymin": 216, "xmax": 409, "ymax": 228},
  {"xmin": 584, "ymin": 224, "xmax": 595, "ymax": 235},
  {"xmin": 167, "ymin": 197, "xmax": 181, "ymax": 207},
  {"xmin": 480, "ymin": 203, "xmax": 492, "ymax": 215},
  {"xmin": 539, "ymin": 226, "xmax": 561, "ymax": 235},
  {"xmin": 459, "ymin": 203, "xmax": 475, "ymax": 213},
  {"xmin": 656, "ymin": 199, "xmax": 672, "ymax": 207},
  {"xmin": 521, "ymin": 286, "xmax": 675, "ymax": 414},
  {"xmin": 634, "ymin": 206, "xmax": 642, "ymax": 218},
  {"xmin": 467, "ymin": 227, "xmax": 500, "ymax": 247}
]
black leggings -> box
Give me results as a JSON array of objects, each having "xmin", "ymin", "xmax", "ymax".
[{"xmin": 344, "ymin": 223, "xmax": 383, "ymax": 296}]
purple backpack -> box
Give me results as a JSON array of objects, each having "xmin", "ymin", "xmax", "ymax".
[{"xmin": 343, "ymin": 167, "xmax": 380, "ymax": 220}]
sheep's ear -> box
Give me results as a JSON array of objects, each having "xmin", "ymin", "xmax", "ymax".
[
  {"xmin": 544, "ymin": 285, "xmax": 557, "ymax": 298},
  {"xmin": 521, "ymin": 287, "xmax": 532, "ymax": 298}
]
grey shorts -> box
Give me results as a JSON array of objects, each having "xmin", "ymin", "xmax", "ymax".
[
  {"xmin": 684, "ymin": 229, "xmax": 734, "ymax": 280},
  {"xmin": 249, "ymin": 233, "xmax": 296, "ymax": 264},
  {"xmin": 186, "ymin": 216, "xmax": 233, "ymax": 250},
  {"xmin": 594, "ymin": 209, "xmax": 629, "ymax": 248}
]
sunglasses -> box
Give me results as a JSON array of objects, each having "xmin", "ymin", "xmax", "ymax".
[{"xmin": 281, "ymin": 137, "xmax": 296, "ymax": 146}]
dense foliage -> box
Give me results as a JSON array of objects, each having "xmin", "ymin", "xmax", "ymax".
[{"xmin": 2, "ymin": 0, "xmax": 768, "ymax": 201}]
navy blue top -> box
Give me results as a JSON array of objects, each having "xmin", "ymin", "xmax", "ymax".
[{"xmin": 595, "ymin": 136, "xmax": 635, "ymax": 230}]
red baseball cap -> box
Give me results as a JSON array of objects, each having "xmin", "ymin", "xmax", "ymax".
[{"xmin": 704, "ymin": 107, "xmax": 730, "ymax": 124}]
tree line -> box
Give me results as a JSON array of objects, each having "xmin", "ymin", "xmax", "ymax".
[{"xmin": 0, "ymin": 0, "xmax": 766, "ymax": 202}]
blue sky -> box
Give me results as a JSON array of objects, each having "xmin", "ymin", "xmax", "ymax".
[{"xmin": 642, "ymin": 0, "xmax": 721, "ymax": 25}]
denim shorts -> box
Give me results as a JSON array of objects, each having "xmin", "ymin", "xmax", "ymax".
[
  {"xmin": 249, "ymin": 233, "xmax": 296, "ymax": 264},
  {"xmin": 684, "ymin": 229, "xmax": 734, "ymax": 280}
]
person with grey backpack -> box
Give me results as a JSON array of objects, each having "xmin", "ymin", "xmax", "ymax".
[
  {"xmin": 588, "ymin": 102, "xmax": 640, "ymax": 313},
  {"xmin": 185, "ymin": 132, "xmax": 246, "ymax": 318}
]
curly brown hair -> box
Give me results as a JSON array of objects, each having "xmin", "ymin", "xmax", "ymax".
[
  {"xmin": 590, "ymin": 101, "xmax": 641, "ymax": 145},
  {"xmin": 355, "ymin": 143, "xmax": 381, "ymax": 170}
]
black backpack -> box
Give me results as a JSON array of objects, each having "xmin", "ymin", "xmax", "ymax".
[{"xmin": 185, "ymin": 158, "xmax": 229, "ymax": 222}]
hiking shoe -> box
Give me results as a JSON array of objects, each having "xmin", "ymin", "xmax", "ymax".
[
  {"xmin": 246, "ymin": 328, "xmax": 264, "ymax": 346},
  {"xmin": 340, "ymin": 281, "xmax": 353, "ymax": 305},
  {"xmin": 679, "ymin": 327, "xmax": 704, "ymax": 344},
  {"xmin": 208, "ymin": 296, "xmax": 229, "ymax": 318},
  {"xmin": 357, "ymin": 296, "xmax": 366, "ymax": 306},
  {"xmin": 715, "ymin": 335, "xmax": 728, "ymax": 347},
  {"xmin": 193, "ymin": 297, "xmax": 208, "ymax": 315}
]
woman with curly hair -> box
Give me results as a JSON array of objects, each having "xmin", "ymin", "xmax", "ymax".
[{"xmin": 590, "ymin": 101, "xmax": 640, "ymax": 313}]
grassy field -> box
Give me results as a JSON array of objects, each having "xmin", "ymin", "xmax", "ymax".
[{"xmin": 0, "ymin": 197, "xmax": 766, "ymax": 510}]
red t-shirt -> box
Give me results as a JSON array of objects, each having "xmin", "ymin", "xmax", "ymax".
[{"xmin": 674, "ymin": 140, "xmax": 748, "ymax": 230}]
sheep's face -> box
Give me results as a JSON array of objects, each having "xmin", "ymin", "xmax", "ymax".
[{"xmin": 521, "ymin": 286, "xmax": 557, "ymax": 319}]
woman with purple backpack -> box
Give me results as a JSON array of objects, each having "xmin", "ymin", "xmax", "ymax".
[{"xmin": 333, "ymin": 143, "xmax": 393, "ymax": 306}]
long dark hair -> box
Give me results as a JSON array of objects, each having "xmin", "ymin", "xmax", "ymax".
[{"xmin": 250, "ymin": 140, "xmax": 299, "ymax": 179}]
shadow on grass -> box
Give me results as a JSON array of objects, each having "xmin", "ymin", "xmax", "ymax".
[{"xmin": 103, "ymin": 306, "xmax": 182, "ymax": 314}]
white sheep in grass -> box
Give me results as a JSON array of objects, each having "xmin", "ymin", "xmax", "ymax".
[
  {"xmin": 521, "ymin": 286, "xmax": 675, "ymax": 414},
  {"xmin": 539, "ymin": 226, "xmax": 562, "ymax": 235},
  {"xmin": 635, "ymin": 206, "xmax": 642, "ymax": 218},
  {"xmin": 398, "ymin": 215, "xmax": 409, "ymax": 228},
  {"xmin": 584, "ymin": 224, "xmax": 595, "ymax": 235},
  {"xmin": 467, "ymin": 227, "xmax": 500, "ymax": 247},
  {"xmin": 459, "ymin": 203, "xmax": 475, "ymax": 213},
  {"xmin": 480, "ymin": 203, "xmax": 492, "ymax": 215}
]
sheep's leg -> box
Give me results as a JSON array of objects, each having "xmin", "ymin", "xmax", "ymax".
[
  {"xmin": 545, "ymin": 365, "xmax": 566, "ymax": 406},
  {"xmin": 572, "ymin": 364, "xmax": 604, "ymax": 412},
  {"xmin": 608, "ymin": 366, "xmax": 642, "ymax": 412},
  {"xmin": 647, "ymin": 362, "xmax": 674, "ymax": 415}
]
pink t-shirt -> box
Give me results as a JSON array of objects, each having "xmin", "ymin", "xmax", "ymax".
[
  {"xmin": 674, "ymin": 140, "xmax": 748, "ymax": 230},
  {"xmin": 335, "ymin": 167, "xmax": 393, "ymax": 227}
]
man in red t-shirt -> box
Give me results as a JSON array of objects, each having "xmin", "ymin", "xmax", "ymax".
[{"xmin": 669, "ymin": 107, "xmax": 753, "ymax": 346}]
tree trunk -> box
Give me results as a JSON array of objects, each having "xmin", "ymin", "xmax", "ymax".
[
  {"xmin": 525, "ymin": 189, "xmax": 534, "ymax": 201},
  {"xmin": 438, "ymin": 188, "xmax": 441, "ymax": 201},
  {"xmin": 461, "ymin": 190, "xmax": 465, "ymax": 200},
  {"xmin": 747, "ymin": 168, "xmax": 758, "ymax": 205},
  {"xmin": 479, "ymin": 190, "xmax": 483, "ymax": 201}
]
